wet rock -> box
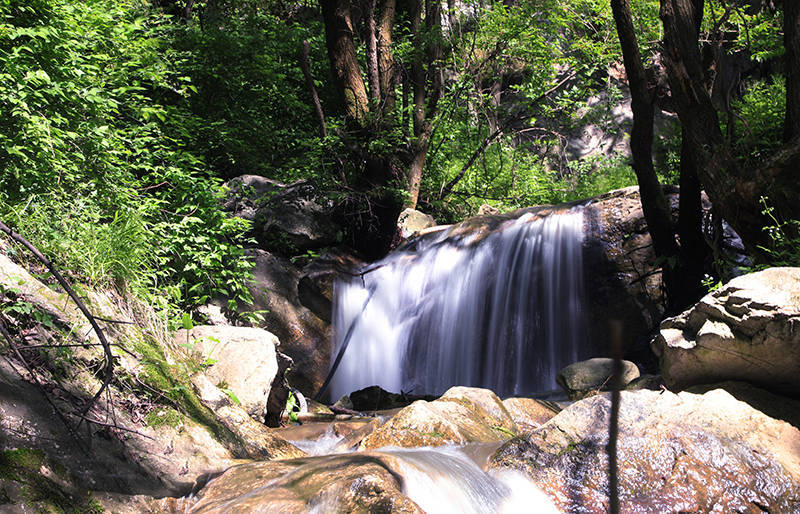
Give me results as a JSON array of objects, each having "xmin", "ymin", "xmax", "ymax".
[
  {"xmin": 687, "ymin": 381, "xmax": 800, "ymax": 430},
  {"xmin": 501, "ymin": 398, "xmax": 560, "ymax": 433},
  {"xmin": 582, "ymin": 186, "xmax": 676, "ymax": 365},
  {"xmin": 556, "ymin": 358, "xmax": 640, "ymax": 399},
  {"xmin": 223, "ymin": 175, "xmax": 340, "ymax": 252},
  {"xmin": 297, "ymin": 247, "xmax": 364, "ymax": 324},
  {"xmin": 179, "ymin": 455, "xmax": 423, "ymax": 513},
  {"xmin": 244, "ymin": 249, "xmax": 330, "ymax": 396},
  {"xmin": 349, "ymin": 385, "xmax": 437, "ymax": 412},
  {"xmin": 191, "ymin": 374, "xmax": 305, "ymax": 460},
  {"xmin": 651, "ymin": 267, "xmax": 800, "ymax": 396},
  {"xmin": 397, "ymin": 208, "xmax": 437, "ymax": 239},
  {"xmin": 490, "ymin": 389, "xmax": 800, "ymax": 512},
  {"xmin": 175, "ymin": 325, "xmax": 278, "ymax": 422},
  {"xmin": 625, "ymin": 373, "xmax": 664, "ymax": 391},
  {"xmin": 360, "ymin": 387, "xmax": 518, "ymax": 449}
]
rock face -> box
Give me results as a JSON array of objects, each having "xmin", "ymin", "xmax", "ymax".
[
  {"xmin": 190, "ymin": 374, "xmax": 304, "ymax": 460},
  {"xmin": 490, "ymin": 389, "xmax": 800, "ymax": 512},
  {"xmin": 583, "ymin": 186, "xmax": 747, "ymax": 366},
  {"xmin": 397, "ymin": 208, "xmax": 437, "ymax": 239},
  {"xmin": 556, "ymin": 357, "xmax": 640, "ymax": 399},
  {"xmin": 297, "ymin": 247, "xmax": 364, "ymax": 324},
  {"xmin": 651, "ymin": 267, "xmax": 800, "ymax": 396},
  {"xmin": 223, "ymin": 175, "xmax": 340, "ymax": 252},
  {"xmin": 501, "ymin": 398, "xmax": 560, "ymax": 433},
  {"xmin": 360, "ymin": 386, "xmax": 518, "ymax": 449},
  {"xmin": 582, "ymin": 186, "xmax": 677, "ymax": 365},
  {"xmin": 175, "ymin": 325, "xmax": 279, "ymax": 422},
  {"xmin": 175, "ymin": 455, "xmax": 423, "ymax": 513},
  {"xmin": 244, "ymin": 249, "xmax": 331, "ymax": 396}
]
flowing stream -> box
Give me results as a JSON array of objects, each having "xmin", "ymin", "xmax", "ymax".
[{"xmin": 330, "ymin": 207, "xmax": 588, "ymax": 400}]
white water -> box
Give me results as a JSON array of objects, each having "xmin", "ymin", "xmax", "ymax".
[
  {"xmin": 330, "ymin": 208, "xmax": 587, "ymax": 400},
  {"xmin": 385, "ymin": 446, "xmax": 559, "ymax": 514},
  {"xmin": 297, "ymin": 445, "xmax": 558, "ymax": 514}
]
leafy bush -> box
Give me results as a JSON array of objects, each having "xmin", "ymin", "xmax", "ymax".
[{"xmin": 0, "ymin": 0, "xmax": 254, "ymax": 314}]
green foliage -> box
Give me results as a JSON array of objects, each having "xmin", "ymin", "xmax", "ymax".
[
  {"xmin": 0, "ymin": 0, "xmax": 254, "ymax": 316},
  {"xmin": 285, "ymin": 390, "xmax": 300, "ymax": 423},
  {"xmin": 756, "ymin": 197, "xmax": 800, "ymax": 268},
  {"xmin": 728, "ymin": 79, "xmax": 786, "ymax": 162}
]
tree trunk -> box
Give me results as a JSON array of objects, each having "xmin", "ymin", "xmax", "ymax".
[
  {"xmin": 612, "ymin": 0, "xmax": 687, "ymax": 310},
  {"xmin": 299, "ymin": 40, "xmax": 327, "ymax": 139},
  {"xmin": 320, "ymin": 0, "xmax": 369, "ymax": 128},
  {"xmin": 377, "ymin": 0, "xmax": 397, "ymax": 117},
  {"xmin": 676, "ymin": 128, "xmax": 707, "ymax": 307},
  {"xmin": 364, "ymin": 0, "xmax": 381, "ymax": 104},
  {"xmin": 658, "ymin": 0, "xmax": 759, "ymax": 250}
]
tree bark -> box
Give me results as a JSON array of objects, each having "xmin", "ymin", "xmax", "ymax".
[
  {"xmin": 612, "ymin": 0, "xmax": 685, "ymax": 309},
  {"xmin": 365, "ymin": 0, "xmax": 381, "ymax": 104},
  {"xmin": 406, "ymin": 0, "xmax": 442, "ymax": 208},
  {"xmin": 320, "ymin": 0, "xmax": 369, "ymax": 128},
  {"xmin": 377, "ymin": 0, "xmax": 397, "ymax": 116},
  {"xmin": 660, "ymin": 0, "xmax": 800, "ymax": 252},
  {"xmin": 300, "ymin": 41, "xmax": 327, "ymax": 139}
]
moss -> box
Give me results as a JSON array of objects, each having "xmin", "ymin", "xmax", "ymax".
[
  {"xmin": 145, "ymin": 407, "xmax": 184, "ymax": 428},
  {"xmin": 129, "ymin": 335, "xmax": 248, "ymax": 456},
  {"xmin": 0, "ymin": 449, "xmax": 104, "ymax": 513},
  {"xmin": 491, "ymin": 425, "xmax": 517, "ymax": 438}
]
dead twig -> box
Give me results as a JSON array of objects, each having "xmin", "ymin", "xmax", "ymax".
[{"xmin": 0, "ymin": 221, "xmax": 115, "ymax": 427}]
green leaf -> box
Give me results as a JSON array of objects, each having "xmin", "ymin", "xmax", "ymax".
[{"xmin": 181, "ymin": 312, "xmax": 194, "ymax": 330}]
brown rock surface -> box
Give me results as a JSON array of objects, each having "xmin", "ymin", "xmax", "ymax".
[
  {"xmin": 179, "ymin": 455, "xmax": 423, "ymax": 513},
  {"xmin": 360, "ymin": 387, "xmax": 518, "ymax": 449},
  {"xmin": 175, "ymin": 325, "xmax": 279, "ymax": 422},
  {"xmin": 490, "ymin": 389, "xmax": 800, "ymax": 512},
  {"xmin": 244, "ymin": 249, "xmax": 330, "ymax": 396},
  {"xmin": 501, "ymin": 398, "xmax": 560, "ymax": 433}
]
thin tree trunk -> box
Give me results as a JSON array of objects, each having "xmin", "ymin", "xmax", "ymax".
[
  {"xmin": 300, "ymin": 40, "xmax": 327, "ymax": 139},
  {"xmin": 676, "ymin": 128, "xmax": 707, "ymax": 308},
  {"xmin": 365, "ymin": 0, "xmax": 381, "ymax": 104}
]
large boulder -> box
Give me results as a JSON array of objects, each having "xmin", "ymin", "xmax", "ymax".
[
  {"xmin": 556, "ymin": 357, "xmax": 640, "ymax": 399},
  {"xmin": 397, "ymin": 208, "xmax": 437, "ymax": 239},
  {"xmin": 490, "ymin": 389, "xmax": 800, "ymax": 512},
  {"xmin": 583, "ymin": 186, "xmax": 747, "ymax": 366},
  {"xmin": 169, "ymin": 455, "xmax": 424, "ymax": 513},
  {"xmin": 244, "ymin": 249, "xmax": 330, "ymax": 396},
  {"xmin": 501, "ymin": 398, "xmax": 560, "ymax": 433},
  {"xmin": 360, "ymin": 386, "xmax": 518, "ymax": 449},
  {"xmin": 174, "ymin": 325, "xmax": 279, "ymax": 422},
  {"xmin": 651, "ymin": 267, "xmax": 800, "ymax": 396},
  {"xmin": 223, "ymin": 175, "xmax": 340, "ymax": 252}
]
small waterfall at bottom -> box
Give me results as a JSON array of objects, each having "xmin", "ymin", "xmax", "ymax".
[{"xmin": 330, "ymin": 207, "xmax": 588, "ymax": 400}]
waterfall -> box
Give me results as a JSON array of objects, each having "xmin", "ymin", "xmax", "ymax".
[{"xmin": 329, "ymin": 207, "xmax": 587, "ymax": 400}]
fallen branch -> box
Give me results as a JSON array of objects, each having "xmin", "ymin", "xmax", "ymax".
[{"xmin": 0, "ymin": 221, "xmax": 115, "ymax": 426}]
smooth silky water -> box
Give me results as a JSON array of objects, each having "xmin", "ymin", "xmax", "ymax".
[
  {"xmin": 330, "ymin": 207, "xmax": 588, "ymax": 400},
  {"xmin": 194, "ymin": 209, "xmax": 589, "ymax": 512}
]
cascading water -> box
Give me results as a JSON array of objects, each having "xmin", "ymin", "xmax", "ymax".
[{"xmin": 329, "ymin": 207, "xmax": 588, "ymax": 400}]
